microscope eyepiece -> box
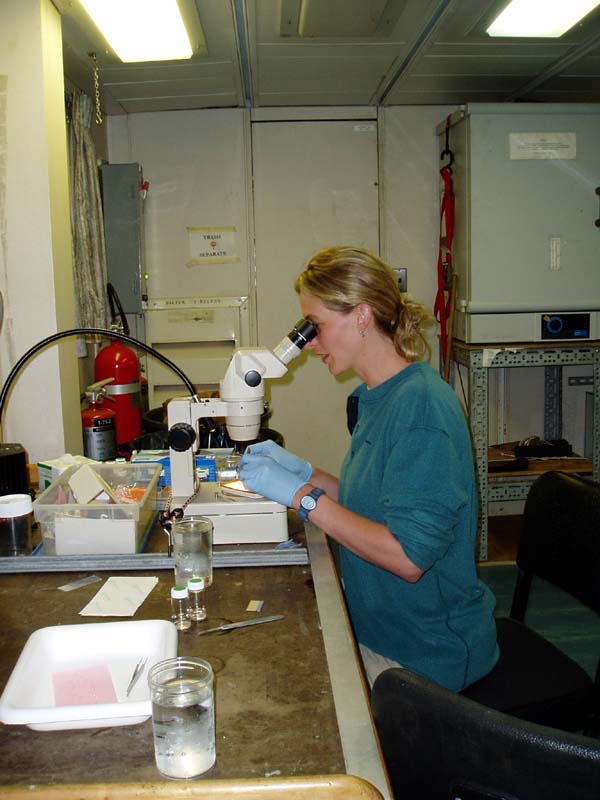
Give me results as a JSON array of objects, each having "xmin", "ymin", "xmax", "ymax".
[
  {"xmin": 272, "ymin": 318, "xmax": 317, "ymax": 367},
  {"xmin": 288, "ymin": 319, "xmax": 317, "ymax": 349}
]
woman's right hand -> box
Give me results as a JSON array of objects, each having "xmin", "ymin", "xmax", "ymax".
[{"xmin": 242, "ymin": 439, "xmax": 313, "ymax": 483}]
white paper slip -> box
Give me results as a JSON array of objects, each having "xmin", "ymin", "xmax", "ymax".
[{"xmin": 79, "ymin": 576, "xmax": 158, "ymax": 617}]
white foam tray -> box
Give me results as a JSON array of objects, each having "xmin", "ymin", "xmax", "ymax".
[{"xmin": 0, "ymin": 619, "xmax": 177, "ymax": 730}]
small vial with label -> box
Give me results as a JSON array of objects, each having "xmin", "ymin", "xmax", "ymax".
[
  {"xmin": 187, "ymin": 577, "xmax": 207, "ymax": 621},
  {"xmin": 170, "ymin": 585, "xmax": 192, "ymax": 630}
]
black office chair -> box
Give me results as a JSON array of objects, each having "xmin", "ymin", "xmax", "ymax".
[
  {"xmin": 461, "ymin": 470, "xmax": 600, "ymax": 733},
  {"xmin": 372, "ymin": 667, "xmax": 600, "ymax": 800}
]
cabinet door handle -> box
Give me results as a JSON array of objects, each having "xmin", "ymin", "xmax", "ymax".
[{"xmin": 596, "ymin": 187, "xmax": 600, "ymax": 228}]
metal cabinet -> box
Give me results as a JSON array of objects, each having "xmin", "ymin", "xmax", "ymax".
[
  {"xmin": 101, "ymin": 163, "xmax": 147, "ymax": 313},
  {"xmin": 453, "ymin": 340, "xmax": 600, "ymax": 560}
]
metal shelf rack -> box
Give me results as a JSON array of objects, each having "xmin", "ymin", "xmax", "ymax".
[{"xmin": 452, "ymin": 340, "xmax": 600, "ymax": 560}]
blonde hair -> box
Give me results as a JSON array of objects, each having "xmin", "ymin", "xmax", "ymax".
[{"xmin": 294, "ymin": 246, "xmax": 432, "ymax": 363}]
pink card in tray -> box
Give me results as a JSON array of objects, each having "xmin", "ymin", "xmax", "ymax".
[{"xmin": 52, "ymin": 663, "xmax": 117, "ymax": 706}]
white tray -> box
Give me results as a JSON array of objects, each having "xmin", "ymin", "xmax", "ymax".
[{"xmin": 0, "ymin": 619, "xmax": 177, "ymax": 730}]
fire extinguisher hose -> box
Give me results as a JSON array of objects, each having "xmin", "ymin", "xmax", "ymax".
[{"xmin": 0, "ymin": 328, "xmax": 198, "ymax": 425}]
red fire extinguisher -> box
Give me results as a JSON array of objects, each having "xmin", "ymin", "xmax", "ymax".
[
  {"xmin": 82, "ymin": 379, "xmax": 117, "ymax": 461},
  {"xmin": 95, "ymin": 340, "xmax": 143, "ymax": 448}
]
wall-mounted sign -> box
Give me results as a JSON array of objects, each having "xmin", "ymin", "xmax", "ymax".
[
  {"xmin": 509, "ymin": 132, "xmax": 576, "ymax": 160},
  {"xmin": 186, "ymin": 226, "xmax": 239, "ymax": 266}
]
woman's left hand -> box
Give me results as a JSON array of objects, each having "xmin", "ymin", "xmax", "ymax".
[{"xmin": 238, "ymin": 452, "xmax": 305, "ymax": 507}]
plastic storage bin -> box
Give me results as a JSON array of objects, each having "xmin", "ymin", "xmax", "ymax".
[{"xmin": 33, "ymin": 462, "xmax": 161, "ymax": 555}]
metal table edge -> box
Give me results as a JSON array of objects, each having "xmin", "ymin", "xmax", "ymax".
[{"xmin": 305, "ymin": 523, "xmax": 392, "ymax": 800}]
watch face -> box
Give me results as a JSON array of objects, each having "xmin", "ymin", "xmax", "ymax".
[{"xmin": 301, "ymin": 495, "xmax": 317, "ymax": 511}]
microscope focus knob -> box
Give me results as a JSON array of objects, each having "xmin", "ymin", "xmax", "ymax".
[
  {"xmin": 168, "ymin": 422, "xmax": 197, "ymax": 452},
  {"xmin": 244, "ymin": 370, "xmax": 262, "ymax": 388}
]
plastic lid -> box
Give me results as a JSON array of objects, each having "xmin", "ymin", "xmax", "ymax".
[
  {"xmin": 188, "ymin": 577, "xmax": 205, "ymax": 591},
  {"xmin": 0, "ymin": 493, "xmax": 32, "ymax": 518},
  {"xmin": 171, "ymin": 585, "xmax": 189, "ymax": 599}
]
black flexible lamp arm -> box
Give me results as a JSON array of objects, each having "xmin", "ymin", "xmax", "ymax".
[{"xmin": 0, "ymin": 328, "xmax": 199, "ymax": 425}]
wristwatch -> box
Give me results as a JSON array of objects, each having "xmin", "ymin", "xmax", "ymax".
[{"xmin": 297, "ymin": 487, "xmax": 325, "ymax": 522}]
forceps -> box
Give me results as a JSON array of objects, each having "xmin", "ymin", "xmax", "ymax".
[{"xmin": 126, "ymin": 656, "xmax": 148, "ymax": 696}]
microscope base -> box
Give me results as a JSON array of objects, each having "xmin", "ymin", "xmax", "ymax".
[{"xmin": 176, "ymin": 484, "xmax": 288, "ymax": 545}]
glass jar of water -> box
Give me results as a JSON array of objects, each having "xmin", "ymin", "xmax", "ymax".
[{"xmin": 148, "ymin": 657, "xmax": 215, "ymax": 779}]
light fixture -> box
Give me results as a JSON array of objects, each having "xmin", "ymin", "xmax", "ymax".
[
  {"xmin": 79, "ymin": 0, "xmax": 196, "ymax": 62},
  {"xmin": 487, "ymin": 0, "xmax": 600, "ymax": 37}
]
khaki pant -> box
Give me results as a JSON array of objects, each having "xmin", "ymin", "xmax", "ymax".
[{"xmin": 359, "ymin": 644, "xmax": 403, "ymax": 688}]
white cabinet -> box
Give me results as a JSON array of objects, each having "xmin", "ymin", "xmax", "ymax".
[{"xmin": 443, "ymin": 104, "xmax": 600, "ymax": 344}]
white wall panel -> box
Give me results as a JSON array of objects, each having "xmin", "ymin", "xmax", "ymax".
[
  {"xmin": 0, "ymin": 0, "xmax": 80, "ymax": 463},
  {"xmin": 252, "ymin": 117, "xmax": 379, "ymax": 474},
  {"xmin": 379, "ymin": 105, "xmax": 456, "ymax": 363},
  {"xmin": 106, "ymin": 109, "xmax": 253, "ymax": 308}
]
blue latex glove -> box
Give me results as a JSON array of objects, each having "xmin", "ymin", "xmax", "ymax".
[
  {"xmin": 238, "ymin": 453, "xmax": 306, "ymax": 507},
  {"xmin": 243, "ymin": 440, "xmax": 312, "ymax": 483}
]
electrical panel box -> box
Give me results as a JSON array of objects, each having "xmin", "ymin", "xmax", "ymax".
[
  {"xmin": 101, "ymin": 163, "xmax": 147, "ymax": 314},
  {"xmin": 440, "ymin": 104, "xmax": 600, "ymax": 343}
]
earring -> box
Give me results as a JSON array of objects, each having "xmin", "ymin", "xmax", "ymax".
[{"xmin": 358, "ymin": 311, "xmax": 366, "ymax": 337}]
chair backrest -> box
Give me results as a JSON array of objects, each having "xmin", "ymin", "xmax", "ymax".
[
  {"xmin": 518, "ymin": 471, "xmax": 600, "ymax": 614},
  {"xmin": 371, "ymin": 667, "xmax": 600, "ymax": 800}
]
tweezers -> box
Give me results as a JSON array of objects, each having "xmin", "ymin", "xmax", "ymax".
[
  {"xmin": 196, "ymin": 614, "xmax": 284, "ymax": 636},
  {"xmin": 126, "ymin": 656, "xmax": 147, "ymax": 696}
]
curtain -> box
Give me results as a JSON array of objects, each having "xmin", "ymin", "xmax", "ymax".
[{"xmin": 68, "ymin": 90, "xmax": 108, "ymax": 352}]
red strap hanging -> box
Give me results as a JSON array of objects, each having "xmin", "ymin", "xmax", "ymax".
[{"xmin": 434, "ymin": 116, "xmax": 455, "ymax": 368}]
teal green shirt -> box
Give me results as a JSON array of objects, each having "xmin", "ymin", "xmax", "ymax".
[{"xmin": 338, "ymin": 362, "xmax": 498, "ymax": 691}]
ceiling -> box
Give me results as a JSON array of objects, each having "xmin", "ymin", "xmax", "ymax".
[{"xmin": 53, "ymin": 0, "xmax": 600, "ymax": 115}]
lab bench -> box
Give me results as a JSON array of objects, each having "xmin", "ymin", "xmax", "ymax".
[{"xmin": 0, "ymin": 523, "xmax": 390, "ymax": 799}]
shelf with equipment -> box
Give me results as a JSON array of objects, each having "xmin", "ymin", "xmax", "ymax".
[{"xmin": 452, "ymin": 339, "xmax": 600, "ymax": 561}]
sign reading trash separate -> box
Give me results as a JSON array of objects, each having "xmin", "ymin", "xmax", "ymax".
[{"xmin": 186, "ymin": 226, "xmax": 240, "ymax": 266}]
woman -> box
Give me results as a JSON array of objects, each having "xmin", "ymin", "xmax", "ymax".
[{"xmin": 239, "ymin": 246, "xmax": 498, "ymax": 691}]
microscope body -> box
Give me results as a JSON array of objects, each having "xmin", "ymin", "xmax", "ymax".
[
  {"xmin": 168, "ymin": 348, "xmax": 288, "ymax": 499},
  {"xmin": 167, "ymin": 319, "xmax": 316, "ymax": 505}
]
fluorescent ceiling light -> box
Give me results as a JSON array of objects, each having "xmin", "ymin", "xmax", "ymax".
[
  {"xmin": 487, "ymin": 0, "xmax": 600, "ymax": 37},
  {"xmin": 80, "ymin": 0, "xmax": 193, "ymax": 62}
]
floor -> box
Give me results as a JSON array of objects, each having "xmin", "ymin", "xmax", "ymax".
[
  {"xmin": 478, "ymin": 559, "xmax": 600, "ymax": 681},
  {"xmin": 480, "ymin": 514, "xmax": 600, "ymax": 684}
]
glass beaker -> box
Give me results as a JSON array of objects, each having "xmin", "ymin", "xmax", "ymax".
[
  {"xmin": 171, "ymin": 516, "xmax": 213, "ymax": 589},
  {"xmin": 149, "ymin": 657, "xmax": 215, "ymax": 779},
  {"xmin": 0, "ymin": 494, "xmax": 33, "ymax": 557}
]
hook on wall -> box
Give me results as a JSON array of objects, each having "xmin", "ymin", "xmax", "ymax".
[{"xmin": 440, "ymin": 114, "xmax": 454, "ymax": 170}]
